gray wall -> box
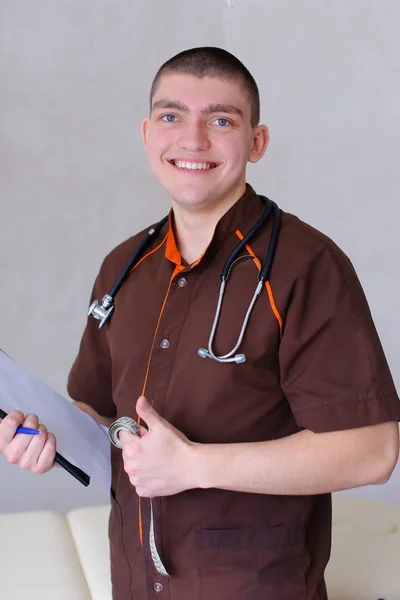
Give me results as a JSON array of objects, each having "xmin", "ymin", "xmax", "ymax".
[{"xmin": 0, "ymin": 0, "xmax": 399, "ymax": 514}]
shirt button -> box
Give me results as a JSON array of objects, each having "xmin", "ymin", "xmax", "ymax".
[
  {"xmin": 153, "ymin": 582, "xmax": 163, "ymax": 592},
  {"xmin": 177, "ymin": 277, "xmax": 187, "ymax": 288},
  {"xmin": 160, "ymin": 338, "xmax": 170, "ymax": 349}
]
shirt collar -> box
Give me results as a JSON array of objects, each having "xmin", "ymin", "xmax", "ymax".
[{"xmin": 164, "ymin": 184, "xmax": 265, "ymax": 268}]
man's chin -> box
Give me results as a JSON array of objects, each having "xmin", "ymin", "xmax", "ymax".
[{"xmin": 169, "ymin": 188, "xmax": 213, "ymax": 210}]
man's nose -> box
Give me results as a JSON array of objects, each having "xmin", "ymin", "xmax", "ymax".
[{"xmin": 177, "ymin": 121, "xmax": 210, "ymax": 151}]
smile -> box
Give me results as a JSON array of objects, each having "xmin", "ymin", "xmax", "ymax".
[{"xmin": 168, "ymin": 159, "xmax": 218, "ymax": 171}]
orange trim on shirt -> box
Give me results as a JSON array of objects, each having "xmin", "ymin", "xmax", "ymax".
[
  {"xmin": 235, "ymin": 229, "xmax": 283, "ymax": 339},
  {"xmin": 164, "ymin": 212, "xmax": 211, "ymax": 269},
  {"xmin": 190, "ymin": 242, "xmax": 211, "ymax": 269},
  {"xmin": 138, "ymin": 497, "xmax": 143, "ymax": 545},
  {"xmin": 128, "ymin": 232, "xmax": 169, "ymax": 275},
  {"xmin": 140, "ymin": 264, "xmax": 184, "ymax": 397},
  {"xmin": 265, "ymin": 281, "xmax": 283, "ymax": 339},
  {"xmin": 137, "ymin": 263, "xmax": 185, "ymax": 544},
  {"xmin": 165, "ymin": 217, "xmax": 182, "ymax": 266}
]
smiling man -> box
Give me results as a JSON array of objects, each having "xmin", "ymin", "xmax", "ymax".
[
  {"xmin": 1, "ymin": 47, "xmax": 399, "ymax": 600},
  {"xmin": 142, "ymin": 66, "xmax": 269, "ymax": 264}
]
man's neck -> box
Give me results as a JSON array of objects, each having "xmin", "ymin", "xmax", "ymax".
[
  {"xmin": 172, "ymin": 210, "xmax": 216, "ymax": 265},
  {"xmin": 171, "ymin": 186, "xmax": 246, "ymax": 265}
]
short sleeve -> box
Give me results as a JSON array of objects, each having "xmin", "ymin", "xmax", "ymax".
[
  {"xmin": 67, "ymin": 265, "xmax": 116, "ymax": 419},
  {"xmin": 279, "ymin": 241, "xmax": 400, "ymax": 433}
]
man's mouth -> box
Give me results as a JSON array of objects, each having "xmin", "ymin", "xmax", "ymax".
[{"xmin": 168, "ymin": 159, "xmax": 218, "ymax": 171}]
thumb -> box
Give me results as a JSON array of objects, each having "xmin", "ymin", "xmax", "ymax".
[{"xmin": 136, "ymin": 396, "xmax": 164, "ymax": 429}]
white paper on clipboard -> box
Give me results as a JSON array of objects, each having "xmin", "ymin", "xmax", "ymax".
[{"xmin": 0, "ymin": 349, "xmax": 111, "ymax": 493}]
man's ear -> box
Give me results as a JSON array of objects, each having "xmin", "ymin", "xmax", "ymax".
[
  {"xmin": 248, "ymin": 124, "xmax": 269, "ymax": 164},
  {"xmin": 141, "ymin": 117, "xmax": 150, "ymax": 147}
]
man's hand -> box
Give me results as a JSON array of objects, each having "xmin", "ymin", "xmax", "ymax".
[
  {"xmin": 0, "ymin": 402, "xmax": 111, "ymax": 475},
  {"xmin": 0, "ymin": 411, "xmax": 56, "ymax": 474},
  {"xmin": 119, "ymin": 396, "xmax": 197, "ymax": 498}
]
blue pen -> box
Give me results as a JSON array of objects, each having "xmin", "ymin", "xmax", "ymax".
[
  {"xmin": 0, "ymin": 409, "xmax": 40, "ymax": 435},
  {"xmin": 16, "ymin": 426, "xmax": 40, "ymax": 435}
]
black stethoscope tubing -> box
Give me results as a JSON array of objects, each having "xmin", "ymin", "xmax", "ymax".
[
  {"xmin": 88, "ymin": 196, "xmax": 280, "ymax": 336},
  {"xmin": 222, "ymin": 196, "xmax": 280, "ymax": 284},
  {"xmin": 109, "ymin": 215, "xmax": 169, "ymax": 298}
]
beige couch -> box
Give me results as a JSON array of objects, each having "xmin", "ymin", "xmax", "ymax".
[{"xmin": 1, "ymin": 494, "xmax": 399, "ymax": 599}]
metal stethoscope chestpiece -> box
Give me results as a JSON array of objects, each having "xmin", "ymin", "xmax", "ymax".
[
  {"xmin": 87, "ymin": 216, "xmax": 169, "ymax": 330},
  {"xmin": 88, "ymin": 294, "xmax": 115, "ymax": 328}
]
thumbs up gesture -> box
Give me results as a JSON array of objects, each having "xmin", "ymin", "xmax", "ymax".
[{"xmin": 119, "ymin": 396, "xmax": 198, "ymax": 498}]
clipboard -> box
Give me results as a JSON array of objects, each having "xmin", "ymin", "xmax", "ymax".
[{"xmin": 0, "ymin": 349, "xmax": 111, "ymax": 492}]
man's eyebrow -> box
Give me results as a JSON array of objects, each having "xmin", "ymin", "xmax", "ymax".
[
  {"xmin": 151, "ymin": 99, "xmax": 243, "ymax": 118},
  {"xmin": 201, "ymin": 103, "xmax": 243, "ymax": 118},
  {"xmin": 152, "ymin": 99, "xmax": 190, "ymax": 112}
]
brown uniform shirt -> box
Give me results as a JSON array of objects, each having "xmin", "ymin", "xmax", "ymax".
[{"xmin": 68, "ymin": 184, "xmax": 400, "ymax": 600}]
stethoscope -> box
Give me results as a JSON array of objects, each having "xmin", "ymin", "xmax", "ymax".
[{"xmin": 89, "ymin": 195, "xmax": 280, "ymax": 365}]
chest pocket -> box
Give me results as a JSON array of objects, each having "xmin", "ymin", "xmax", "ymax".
[{"xmin": 195, "ymin": 522, "xmax": 306, "ymax": 600}]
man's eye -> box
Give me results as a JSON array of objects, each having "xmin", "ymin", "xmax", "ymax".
[
  {"xmin": 161, "ymin": 114, "xmax": 177, "ymax": 122},
  {"xmin": 213, "ymin": 118, "xmax": 230, "ymax": 127}
]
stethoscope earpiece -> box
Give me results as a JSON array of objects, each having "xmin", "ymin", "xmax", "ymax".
[
  {"xmin": 234, "ymin": 354, "xmax": 246, "ymax": 364},
  {"xmin": 198, "ymin": 348, "xmax": 246, "ymax": 364}
]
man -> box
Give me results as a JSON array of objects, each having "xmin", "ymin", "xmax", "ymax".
[{"xmin": 0, "ymin": 47, "xmax": 399, "ymax": 600}]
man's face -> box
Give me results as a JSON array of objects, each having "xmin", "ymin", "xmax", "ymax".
[{"xmin": 142, "ymin": 73, "xmax": 268, "ymax": 211}]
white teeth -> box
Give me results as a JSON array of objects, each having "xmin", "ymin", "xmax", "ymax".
[{"xmin": 174, "ymin": 160, "xmax": 213, "ymax": 170}]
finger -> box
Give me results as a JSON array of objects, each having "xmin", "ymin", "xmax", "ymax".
[
  {"xmin": 33, "ymin": 432, "xmax": 57, "ymax": 474},
  {"xmin": 13, "ymin": 412, "xmax": 40, "ymax": 445},
  {"xmin": 0, "ymin": 410, "xmax": 24, "ymax": 424},
  {"xmin": 3, "ymin": 414, "xmax": 40, "ymax": 463},
  {"xmin": 17, "ymin": 423, "xmax": 48, "ymax": 470},
  {"xmin": 0, "ymin": 409, "xmax": 24, "ymax": 425},
  {"xmin": 20, "ymin": 413, "xmax": 40, "ymax": 430},
  {"xmin": 136, "ymin": 396, "xmax": 164, "ymax": 429},
  {"xmin": 0, "ymin": 411, "xmax": 25, "ymax": 449},
  {"xmin": 119, "ymin": 430, "xmax": 141, "ymax": 447}
]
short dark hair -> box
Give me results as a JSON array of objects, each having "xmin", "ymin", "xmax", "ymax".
[{"xmin": 150, "ymin": 47, "xmax": 260, "ymax": 127}]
